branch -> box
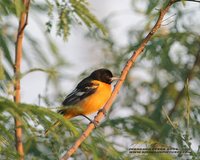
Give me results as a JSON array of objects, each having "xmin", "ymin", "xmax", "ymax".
[
  {"xmin": 182, "ymin": 0, "xmax": 200, "ymax": 3},
  {"xmin": 21, "ymin": 68, "xmax": 54, "ymax": 79},
  {"xmin": 14, "ymin": 0, "xmax": 30, "ymax": 160},
  {"xmin": 60, "ymin": 0, "xmax": 178, "ymax": 159}
]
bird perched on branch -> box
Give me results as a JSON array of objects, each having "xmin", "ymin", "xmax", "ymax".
[{"xmin": 45, "ymin": 68, "xmax": 119, "ymax": 135}]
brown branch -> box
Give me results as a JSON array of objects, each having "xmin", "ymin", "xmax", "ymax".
[
  {"xmin": 18, "ymin": 0, "xmax": 30, "ymax": 36},
  {"xmin": 60, "ymin": 0, "xmax": 177, "ymax": 159},
  {"xmin": 14, "ymin": 0, "xmax": 30, "ymax": 160}
]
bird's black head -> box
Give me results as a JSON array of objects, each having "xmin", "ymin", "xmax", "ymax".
[{"xmin": 89, "ymin": 68, "xmax": 114, "ymax": 84}]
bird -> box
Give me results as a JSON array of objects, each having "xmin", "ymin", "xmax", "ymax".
[{"xmin": 44, "ymin": 68, "xmax": 119, "ymax": 135}]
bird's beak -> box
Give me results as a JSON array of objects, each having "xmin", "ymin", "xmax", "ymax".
[{"xmin": 111, "ymin": 76, "xmax": 120, "ymax": 82}]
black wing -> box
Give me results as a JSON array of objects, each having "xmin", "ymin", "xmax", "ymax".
[{"xmin": 62, "ymin": 78, "xmax": 99, "ymax": 106}]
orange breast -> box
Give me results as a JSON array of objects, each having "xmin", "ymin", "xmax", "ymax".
[{"xmin": 77, "ymin": 80, "xmax": 112, "ymax": 115}]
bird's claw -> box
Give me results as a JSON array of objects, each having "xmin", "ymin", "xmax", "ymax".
[
  {"xmin": 80, "ymin": 114, "xmax": 99, "ymax": 128},
  {"xmin": 90, "ymin": 119, "xmax": 99, "ymax": 128},
  {"xmin": 99, "ymin": 108, "xmax": 107, "ymax": 116}
]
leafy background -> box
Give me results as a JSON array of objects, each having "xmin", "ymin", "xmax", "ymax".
[{"xmin": 0, "ymin": 0, "xmax": 200, "ymax": 159}]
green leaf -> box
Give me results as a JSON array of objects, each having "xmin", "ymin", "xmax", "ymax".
[
  {"xmin": 181, "ymin": 0, "xmax": 186, "ymax": 6},
  {"xmin": 14, "ymin": 0, "xmax": 25, "ymax": 17},
  {"xmin": 146, "ymin": 0, "xmax": 159, "ymax": 14},
  {"xmin": 0, "ymin": 34, "xmax": 13, "ymax": 66},
  {"xmin": 70, "ymin": 0, "xmax": 107, "ymax": 36},
  {"xmin": 0, "ymin": 53, "xmax": 5, "ymax": 80},
  {"xmin": 57, "ymin": 8, "xmax": 70, "ymax": 40},
  {"xmin": 133, "ymin": 116, "xmax": 160, "ymax": 131}
]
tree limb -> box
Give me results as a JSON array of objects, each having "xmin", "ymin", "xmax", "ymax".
[{"xmin": 14, "ymin": 0, "xmax": 30, "ymax": 159}]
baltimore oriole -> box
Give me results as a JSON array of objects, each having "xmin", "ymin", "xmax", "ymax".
[{"xmin": 45, "ymin": 68, "xmax": 118, "ymax": 135}]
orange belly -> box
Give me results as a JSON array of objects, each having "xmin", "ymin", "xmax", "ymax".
[{"xmin": 63, "ymin": 81, "xmax": 112, "ymax": 119}]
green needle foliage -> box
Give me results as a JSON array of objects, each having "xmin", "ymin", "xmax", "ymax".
[
  {"xmin": 0, "ymin": 0, "xmax": 200, "ymax": 159},
  {"xmin": 46, "ymin": 0, "xmax": 107, "ymax": 40}
]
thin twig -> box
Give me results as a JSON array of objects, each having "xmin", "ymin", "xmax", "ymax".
[
  {"xmin": 21, "ymin": 68, "xmax": 52, "ymax": 78},
  {"xmin": 60, "ymin": 0, "xmax": 177, "ymax": 159},
  {"xmin": 161, "ymin": 20, "xmax": 174, "ymax": 26},
  {"xmin": 162, "ymin": 108, "xmax": 177, "ymax": 129},
  {"xmin": 162, "ymin": 13, "xmax": 176, "ymax": 22},
  {"xmin": 185, "ymin": 79, "xmax": 190, "ymax": 130},
  {"xmin": 14, "ymin": 0, "xmax": 30, "ymax": 160},
  {"xmin": 183, "ymin": 0, "xmax": 200, "ymax": 3}
]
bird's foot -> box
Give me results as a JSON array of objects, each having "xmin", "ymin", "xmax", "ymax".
[
  {"xmin": 99, "ymin": 108, "xmax": 107, "ymax": 116},
  {"xmin": 80, "ymin": 114, "xmax": 99, "ymax": 128}
]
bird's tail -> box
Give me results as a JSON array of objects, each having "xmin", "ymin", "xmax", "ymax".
[{"xmin": 44, "ymin": 120, "xmax": 61, "ymax": 136}]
